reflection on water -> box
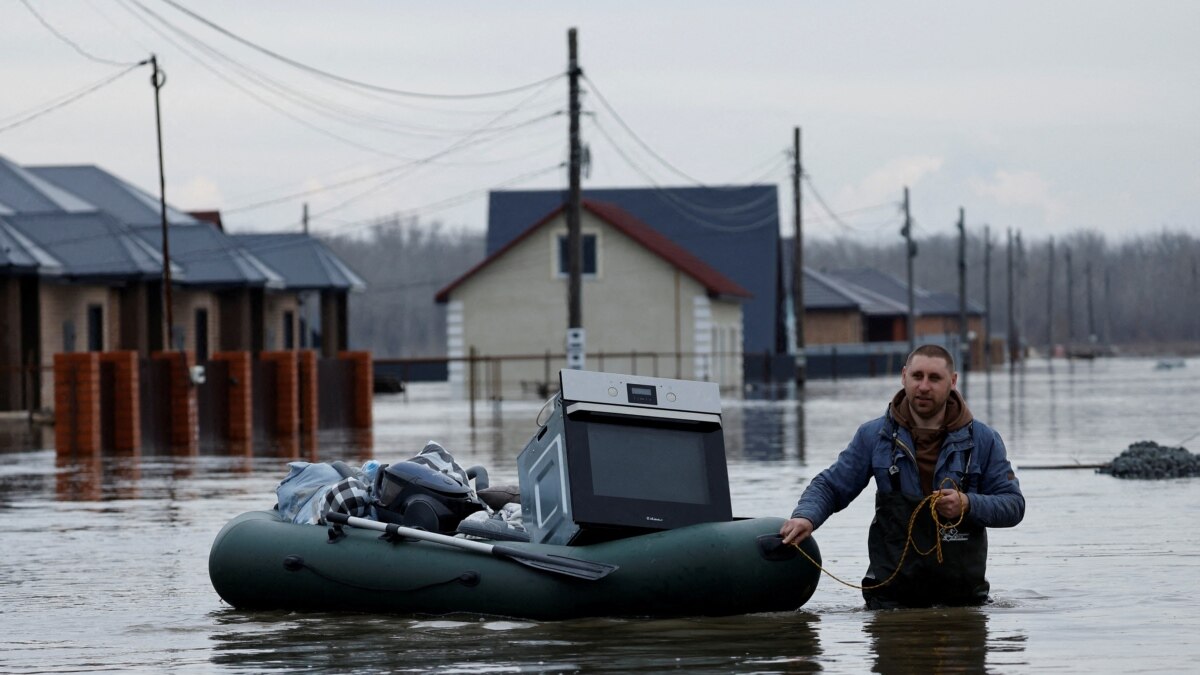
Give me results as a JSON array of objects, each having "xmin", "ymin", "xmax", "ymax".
[
  {"xmin": 2, "ymin": 358, "xmax": 1199, "ymax": 672},
  {"xmin": 208, "ymin": 610, "xmax": 824, "ymax": 673},
  {"xmin": 865, "ymin": 608, "xmax": 999, "ymax": 674}
]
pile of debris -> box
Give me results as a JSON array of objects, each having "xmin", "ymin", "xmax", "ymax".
[{"xmin": 1098, "ymin": 440, "xmax": 1200, "ymax": 479}]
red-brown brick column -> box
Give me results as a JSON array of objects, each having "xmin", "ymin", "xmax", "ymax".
[
  {"xmin": 212, "ymin": 351, "xmax": 253, "ymax": 442},
  {"xmin": 298, "ymin": 350, "xmax": 318, "ymax": 436},
  {"xmin": 98, "ymin": 351, "xmax": 140, "ymax": 452},
  {"xmin": 53, "ymin": 353, "xmax": 101, "ymax": 453},
  {"xmin": 339, "ymin": 350, "xmax": 373, "ymax": 429},
  {"xmin": 261, "ymin": 351, "xmax": 299, "ymax": 437},
  {"xmin": 152, "ymin": 351, "xmax": 198, "ymax": 449}
]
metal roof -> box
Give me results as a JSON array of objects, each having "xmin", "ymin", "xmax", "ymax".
[
  {"xmin": 488, "ymin": 186, "xmax": 780, "ymax": 352},
  {"xmin": 817, "ymin": 268, "xmax": 985, "ymax": 316},
  {"xmin": 0, "ymin": 155, "xmax": 95, "ymax": 214},
  {"xmin": 134, "ymin": 223, "xmax": 285, "ymax": 289},
  {"xmin": 232, "ymin": 233, "xmax": 366, "ymax": 291},
  {"xmin": 1, "ymin": 211, "xmax": 176, "ymax": 281},
  {"xmin": 437, "ymin": 199, "xmax": 750, "ymax": 303},
  {"xmin": 27, "ymin": 164, "xmax": 200, "ymax": 227}
]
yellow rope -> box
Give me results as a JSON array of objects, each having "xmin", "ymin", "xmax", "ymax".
[{"xmin": 792, "ymin": 478, "xmax": 967, "ymax": 591}]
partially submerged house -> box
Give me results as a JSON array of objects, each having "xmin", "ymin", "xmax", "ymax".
[
  {"xmin": 0, "ymin": 156, "xmax": 365, "ymax": 413},
  {"xmin": 436, "ymin": 199, "xmax": 750, "ymax": 397}
]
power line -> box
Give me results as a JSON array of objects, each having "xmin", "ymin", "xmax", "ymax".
[
  {"xmin": 156, "ymin": 0, "xmax": 565, "ymax": 100},
  {"xmin": 19, "ymin": 0, "xmax": 143, "ymax": 67},
  {"xmin": 0, "ymin": 62, "xmax": 146, "ymax": 135}
]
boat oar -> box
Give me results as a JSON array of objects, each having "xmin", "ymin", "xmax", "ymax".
[{"xmin": 324, "ymin": 512, "xmax": 617, "ymax": 581}]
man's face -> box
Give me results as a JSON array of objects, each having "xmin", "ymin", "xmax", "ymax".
[{"xmin": 902, "ymin": 354, "xmax": 957, "ymax": 419}]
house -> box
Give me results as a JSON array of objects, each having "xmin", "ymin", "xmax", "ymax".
[
  {"xmin": 488, "ymin": 186, "xmax": 784, "ymax": 374},
  {"xmin": 435, "ymin": 199, "xmax": 750, "ymax": 397},
  {"xmin": 0, "ymin": 156, "xmax": 365, "ymax": 413},
  {"xmin": 801, "ymin": 267, "xmax": 987, "ymax": 374}
]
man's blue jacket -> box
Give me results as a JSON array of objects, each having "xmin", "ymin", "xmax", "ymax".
[{"xmin": 791, "ymin": 405, "xmax": 1025, "ymax": 530}]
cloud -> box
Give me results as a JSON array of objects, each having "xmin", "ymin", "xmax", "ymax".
[
  {"xmin": 836, "ymin": 155, "xmax": 945, "ymax": 207},
  {"xmin": 173, "ymin": 175, "xmax": 224, "ymax": 210},
  {"xmin": 968, "ymin": 169, "xmax": 1067, "ymax": 226}
]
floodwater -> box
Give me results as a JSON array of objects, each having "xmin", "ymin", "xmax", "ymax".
[{"xmin": 1, "ymin": 357, "xmax": 1198, "ymax": 673}]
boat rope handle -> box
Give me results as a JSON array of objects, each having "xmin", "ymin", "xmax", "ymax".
[{"xmin": 791, "ymin": 477, "xmax": 968, "ymax": 591}]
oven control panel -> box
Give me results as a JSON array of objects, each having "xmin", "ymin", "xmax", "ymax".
[{"xmin": 559, "ymin": 369, "xmax": 721, "ymax": 414}]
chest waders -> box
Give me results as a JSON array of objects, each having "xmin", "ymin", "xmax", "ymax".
[{"xmin": 861, "ymin": 429, "xmax": 990, "ymax": 609}]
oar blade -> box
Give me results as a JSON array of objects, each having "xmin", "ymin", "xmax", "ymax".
[{"xmin": 492, "ymin": 544, "xmax": 619, "ymax": 581}]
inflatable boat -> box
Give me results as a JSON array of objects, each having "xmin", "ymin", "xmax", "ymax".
[{"xmin": 208, "ymin": 510, "xmax": 821, "ymax": 620}]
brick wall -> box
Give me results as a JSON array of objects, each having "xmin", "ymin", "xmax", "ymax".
[
  {"xmin": 260, "ymin": 350, "xmax": 299, "ymax": 436},
  {"xmin": 152, "ymin": 351, "xmax": 197, "ymax": 449},
  {"xmin": 340, "ymin": 351, "xmax": 373, "ymax": 429},
  {"xmin": 211, "ymin": 351, "xmax": 253, "ymax": 441},
  {"xmin": 99, "ymin": 351, "xmax": 140, "ymax": 452},
  {"xmin": 53, "ymin": 353, "xmax": 100, "ymax": 453}
]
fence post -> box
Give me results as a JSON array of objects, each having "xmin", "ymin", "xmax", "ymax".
[
  {"xmin": 468, "ymin": 346, "xmax": 477, "ymax": 427},
  {"xmin": 152, "ymin": 351, "xmax": 198, "ymax": 450},
  {"xmin": 212, "ymin": 351, "xmax": 253, "ymax": 442},
  {"xmin": 337, "ymin": 351, "xmax": 373, "ymax": 430}
]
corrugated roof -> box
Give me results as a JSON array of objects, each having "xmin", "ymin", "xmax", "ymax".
[
  {"xmin": 134, "ymin": 223, "xmax": 285, "ymax": 289},
  {"xmin": 27, "ymin": 165, "xmax": 200, "ymax": 227},
  {"xmin": 2, "ymin": 211, "xmax": 176, "ymax": 281},
  {"xmin": 233, "ymin": 233, "xmax": 366, "ymax": 291},
  {"xmin": 436, "ymin": 199, "xmax": 750, "ymax": 302},
  {"xmin": 488, "ymin": 186, "xmax": 779, "ymax": 352},
  {"xmin": 0, "ymin": 155, "xmax": 95, "ymax": 214},
  {"xmin": 0, "ymin": 218, "xmax": 58, "ymax": 272},
  {"xmin": 818, "ymin": 267, "xmax": 985, "ymax": 316}
]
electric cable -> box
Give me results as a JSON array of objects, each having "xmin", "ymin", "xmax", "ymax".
[
  {"xmin": 155, "ymin": 0, "xmax": 564, "ymax": 100},
  {"xmin": 0, "ymin": 62, "xmax": 146, "ymax": 135}
]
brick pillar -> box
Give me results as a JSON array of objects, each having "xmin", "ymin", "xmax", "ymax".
[
  {"xmin": 339, "ymin": 350, "xmax": 373, "ymax": 429},
  {"xmin": 212, "ymin": 351, "xmax": 253, "ymax": 442},
  {"xmin": 152, "ymin": 351, "xmax": 198, "ymax": 449},
  {"xmin": 99, "ymin": 351, "xmax": 140, "ymax": 452},
  {"xmin": 261, "ymin": 351, "xmax": 299, "ymax": 437},
  {"xmin": 54, "ymin": 353, "xmax": 101, "ymax": 453},
  {"xmin": 298, "ymin": 350, "xmax": 318, "ymax": 435}
]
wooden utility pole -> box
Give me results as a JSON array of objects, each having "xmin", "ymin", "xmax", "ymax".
[
  {"xmin": 1047, "ymin": 237, "xmax": 1055, "ymax": 357},
  {"xmin": 1086, "ymin": 261, "xmax": 1096, "ymax": 342},
  {"xmin": 151, "ymin": 54, "xmax": 174, "ymax": 350},
  {"xmin": 565, "ymin": 28, "xmax": 584, "ymax": 369},
  {"xmin": 1065, "ymin": 246, "xmax": 1074, "ymax": 346},
  {"xmin": 792, "ymin": 127, "xmax": 805, "ymax": 385},
  {"xmin": 983, "ymin": 225, "xmax": 992, "ymax": 371},
  {"xmin": 1006, "ymin": 228, "xmax": 1016, "ymax": 370},
  {"xmin": 957, "ymin": 207, "xmax": 968, "ymax": 372},
  {"xmin": 302, "ymin": 203, "xmax": 309, "ymax": 234},
  {"xmin": 902, "ymin": 187, "xmax": 915, "ymax": 354}
]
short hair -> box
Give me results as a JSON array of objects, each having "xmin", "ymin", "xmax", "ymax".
[{"xmin": 906, "ymin": 344, "xmax": 955, "ymax": 372}]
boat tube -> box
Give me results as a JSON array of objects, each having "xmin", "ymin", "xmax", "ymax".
[{"xmin": 209, "ymin": 510, "xmax": 821, "ymax": 620}]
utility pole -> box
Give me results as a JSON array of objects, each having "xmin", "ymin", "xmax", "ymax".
[
  {"xmin": 150, "ymin": 54, "xmax": 174, "ymax": 351},
  {"xmin": 902, "ymin": 187, "xmax": 915, "ymax": 354},
  {"xmin": 302, "ymin": 203, "xmax": 309, "ymax": 234},
  {"xmin": 565, "ymin": 28, "xmax": 584, "ymax": 369},
  {"xmin": 1006, "ymin": 228, "xmax": 1016, "ymax": 371},
  {"xmin": 1086, "ymin": 261, "xmax": 1096, "ymax": 343},
  {"xmin": 1065, "ymin": 246, "xmax": 1074, "ymax": 347},
  {"xmin": 983, "ymin": 225, "xmax": 992, "ymax": 371},
  {"xmin": 957, "ymin": 207, "xmax": 968, "ymax": 373},
  {"xmin": 1047, "ymin": 237, "xmax": 1055, "ymax": 357},
  {"xmin": 1016, "ymin": 231, "xmax": 1024, "ymax": 361},
  {"xmin": 792, "ymin": 127, "xmax": 805, "ymax": 385}
]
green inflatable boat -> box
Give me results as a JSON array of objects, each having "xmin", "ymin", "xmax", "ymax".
[{"xmin": 208, "ymin": 510, "xmax": 821, "ymax": 620}]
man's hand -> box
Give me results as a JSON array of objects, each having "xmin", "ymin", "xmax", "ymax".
[
  {"xmin": 934, "ymin": 488, "xmax": 969, "ymax": 520},
  {"xmin": 779, "ymin": 517, "xmax": 814, "ymax": 546}
]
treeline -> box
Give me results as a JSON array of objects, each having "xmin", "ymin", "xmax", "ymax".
[
  {"xmin": 326, "ymin": 220, "xmax": 1200, "ymax": 357},
  {"xmin": 807, "ymin": 228, "xmax": 1200, "ymax": 353},
  {"xmin": 322, "ymin": 217, "xmax": 484, "ymax": 357}
]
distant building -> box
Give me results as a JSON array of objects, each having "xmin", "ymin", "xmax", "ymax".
[
  {"xmin": 436, "ymin": 199, "xmax": 749, "ymax": 397},
  {"xmin": 0, "ymin": 155, "xmax": 364, "ymax": 413}
]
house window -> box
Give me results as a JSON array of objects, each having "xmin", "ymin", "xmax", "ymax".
[
  {"xmin": 87, "ymin": 305, "xmax": 103, "ymax": 352},
  {"xmin": 556, "ymin": 233, "xmax": 597, "ymax": 277},
  {"xmin": 283, "ymin": 311, "xmax": 295, "ymax": 350},
  {"xmin": 195, "ymin": 308, "xmax": 209, "ymax": 362}
]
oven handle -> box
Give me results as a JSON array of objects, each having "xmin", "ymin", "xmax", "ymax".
[{"xmin": 565, "ymin": 402, "xmax": 721, "ymax": 425}]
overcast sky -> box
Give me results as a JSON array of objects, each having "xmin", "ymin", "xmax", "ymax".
[{"xmin": 2, "ymin": 1, "xmax": 1197, "ymax": 244}]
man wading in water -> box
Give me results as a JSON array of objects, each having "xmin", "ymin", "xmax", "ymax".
[{"xmin": 780, "ymin": 344, "xmax": 1025, "ymax": 608}]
